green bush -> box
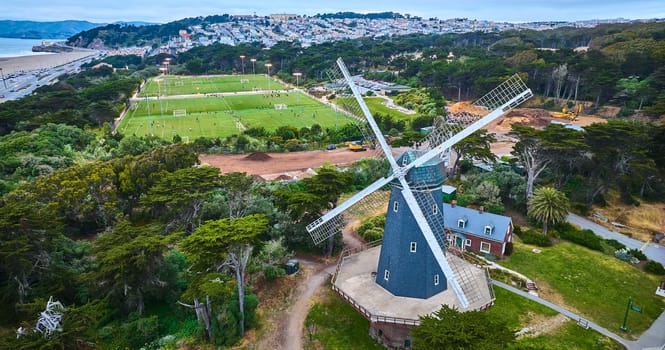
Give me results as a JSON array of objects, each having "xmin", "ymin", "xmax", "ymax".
[
  {"xmin": 556, "ymin": 223, "xmax": 603, "ymax": 251},
  {"xmin": 629, "ymin": 249, "xmax": 647, "ymax": 261},
  {"xmin": 357, "ymin": 215, "xmax": 386, "ymax": 241},
  {"xmin": 645, "ymin": 261, "xmax": 665, "ymax": 275},
  {"xmin": 604, "ymin": 239, "xmax": 626, "ymax": 250},
  {"xmin": 516, "ymin": 228, "xmax": 552, "ymax": 247}
]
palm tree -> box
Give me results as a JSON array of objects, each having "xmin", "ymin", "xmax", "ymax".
[{"xmin": 528, "ymin": 187, "xmax": 569, "ymax": 235}]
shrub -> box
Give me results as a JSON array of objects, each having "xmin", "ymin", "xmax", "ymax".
[
  {"xmin": 557, "ymin": 225, "xmax": 603, "ymax": 252},
  {"xmin": 516, "ymin": 228, "xmax": 552, "ymax": 247},
  {"xmin": 628, "ymin": 249, "xmax": 647, "ymax": 261},
  {"xmin": 357, "ymin": 215, "xmax": 386, "ymax": 241},
  {"xmin": 604, "ymin": 239, "xmax": 626, "ymax": 250},
  {"xmin": 645, "ymin": 261, "xmax": 665, "ymax": 275},
  {"xmin": 615, "ymin": 248, "xmax": 640, "ymax": 264}
]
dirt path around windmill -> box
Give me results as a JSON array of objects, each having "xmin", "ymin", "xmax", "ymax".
[{"xmin": 257, "ymin": 231, "xmax": 364, "ymax": 350}]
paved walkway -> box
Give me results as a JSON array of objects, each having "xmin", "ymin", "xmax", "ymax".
[
  {"xmin": 567, "ymin": 213, "xmax": 665, "ymax": 266},
  {"xmin": 492, "ymin": 280, "xmax": 638, "ymax": 350}
]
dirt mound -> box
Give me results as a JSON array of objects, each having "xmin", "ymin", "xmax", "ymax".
[
  {"xmin": 274, "ymin": 174, "xmax": 293, "ymax": 181},
  {"xmin": 244, "ymin": 152, "xmax": 272, "ymax": 161},
  {"xmin": 448, "ymin": 101, "xmax": 489, "ymax": 115},
  {"xmin": 494, "ymin": 108, "xmax": 552, "ymax": 131}
]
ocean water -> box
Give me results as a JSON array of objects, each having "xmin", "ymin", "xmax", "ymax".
[{"xmin": 0, "ymin": 37, "xmax": 57, "ymax": 58}]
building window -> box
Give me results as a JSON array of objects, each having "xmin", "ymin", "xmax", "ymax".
[
  {"xmin": 434, "ymin": 274, "xmax": 440, "ymax": 285},
  {"xmin": 484, "ymin": 225, "xmax": 493, "ymax": 235},
  {"xmin": 480, "ymin": 242, "xmax": 491, "ymax": 254},
  {"xmin": 464, "ymin": 239, "xmax": 471, "ymax": 247},
  {"xmin": 410, "ymin": 242, "xmax": 417, "ymax": 253},
  {"xmin": 432, "ymin": 204, "xmax": 438, "ymax": 214},
  {"xmin": 384, "ymin": 269, "xmax": 390, "ymax": 281},
  {"xmin": 458, "ymin": 218, "xmax": 466, "ymax": 228},
  {"xmin": 402, "ymin": 156, "xmax": 409, "ymax": 166},
  {"xmin": 393, "ymin": 201, "xmax": 399, "ymax": 212}
]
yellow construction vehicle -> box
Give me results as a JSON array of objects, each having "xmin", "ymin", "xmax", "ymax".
[
  {"xmin": 348, "ymin": 140, "xmax": 367, "ymax": 152},
  {"xmin": 551, "ymin": 103, "xmax": 582, "ymax": 120}
]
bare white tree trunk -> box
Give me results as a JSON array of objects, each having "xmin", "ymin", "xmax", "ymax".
[
  {"xmin": 178, "ymin": 297, "xmax": 213, "ymax": 340},
  {"xmin": 227, "ymin": 243, "xmax": 253, "ymax": 337}
]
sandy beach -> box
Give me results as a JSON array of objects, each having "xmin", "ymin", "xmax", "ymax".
[{"xmin": 0, "ymin": 50, "xmax": 97, "ymax": 76}]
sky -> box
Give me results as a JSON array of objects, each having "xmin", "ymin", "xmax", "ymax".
[{"xmin": 4, "ymin": 0, "xmax": 665, "ymax": 23}]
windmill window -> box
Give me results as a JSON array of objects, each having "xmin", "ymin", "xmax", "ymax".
[
  {"xmin": 480, "ymin": 242, "xmax": 491, "ymax": 253},
  {"xmin": 432, "ymin": 204, "xmax": 438, "ymax": 214},
  {"xmin": 393, "ymin": 201, "xmax": 399, "ymax": 212},
  {"xmin": 484, "ymin": 225, "xmax": 493, "ymax": 235},
  {"xmin": 384, "ymin": 269, "xmax": 390, "ymax": 281},
  {"xmin": 434, "ymin": 274, "xmax": 440, "ymax": 285},
  {"xmin": 464, "ymin": 239, "xmax": 471, "ymax": 247},
  {"xmin": 458, "ymin": 218, "xmax": 466, "ymax": 228},
  {"xmin": 410, "ymin": 242, "xmax": 417, "ymax": 253}
]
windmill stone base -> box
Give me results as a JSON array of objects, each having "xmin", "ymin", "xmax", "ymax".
[{"xmin": 333, "ymin": 246, "xmax": 494, "ymax": 349}]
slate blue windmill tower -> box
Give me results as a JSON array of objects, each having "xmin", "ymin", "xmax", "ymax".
[
  {"xmin": 307, "ymin": 58, "xmax": 533, "ymax": 308},
  {"xmin": 375, "ymin": 151, "xmax": 449, "ymax": 298}
]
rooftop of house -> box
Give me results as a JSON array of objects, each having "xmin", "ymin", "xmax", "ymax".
[{"xmin": 442, "ymin": 203, "xmax": 512, "ymax": 242}]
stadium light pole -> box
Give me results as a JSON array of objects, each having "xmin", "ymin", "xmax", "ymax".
[
  {"xmin": 158, "ymin": 80, "xmax": 163, "ymax": 116},
  {"xmin": 239, "ymin": 55, "xmax": 246, "ymax": 76},
  {"xmin": 250, "ymin": 58, "xmax": 256, "ymax": 75},
  {"xmin": 264, "ymin": 63, "xmax": 272, "ymax": 92},
  {"xmin": 293, "ymin": 72, "xmax": 302, "ymax": 104}
]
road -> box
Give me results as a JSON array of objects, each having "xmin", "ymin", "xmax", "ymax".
[
  {"xmin": 566, "ymin": 213, "xmax": 665, "ymax": 266},
  {"xmin": 0, "ymin": 51, "xmax": 101, "ymax": 103}
]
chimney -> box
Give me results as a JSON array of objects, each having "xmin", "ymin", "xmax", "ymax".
[
  {"xmin": 451, "ymin": 200, "xmax": 457, "ymax": 208},
  {"xmin": 479, "ymin": 206, "xmax": 484, "ymax": 213}
]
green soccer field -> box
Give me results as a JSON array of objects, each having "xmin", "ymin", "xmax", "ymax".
[
  {"xmin": 118, "ymin": 92, "xmax": 352, "ymax": 140},
  {"xmin": 139, "ymin": 74, "xmax": 288, "ymax": 97}
]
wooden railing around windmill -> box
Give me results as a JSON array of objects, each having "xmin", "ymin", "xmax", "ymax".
[
  {"xmin": 330, "ymin": 239, "xmax": 494, "ymax": 326},
  {"xmin": 331, "ymin": 239, "xmax": 421, "ymax": 326}
]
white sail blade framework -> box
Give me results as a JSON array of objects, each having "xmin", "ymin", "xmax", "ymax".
[{"xmin": 307, "ymin": 62, "xmax": 397, "ymax": 245}]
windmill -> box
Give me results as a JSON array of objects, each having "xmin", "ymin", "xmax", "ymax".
[{"xmin": 309, "ymin": 58, "xmax": 532, "ymax": 326}]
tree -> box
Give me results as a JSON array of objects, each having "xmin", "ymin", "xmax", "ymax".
[
  {"xmin": 141, "ymin": 166, "xmax": 220, "ymax": 233},
  {"xmin": 510, "ymin": 124, "xmax": 585, "ymax": 203},
  {"xmin": 219, "ymin": 172, "xmax": 259, "ymax": 219},
  {"xmin": 411, "ymin": 305, "xmax": 515, "ymax": 349},
  {"xmin": 91, "ymin": 220, "xmax": 169, "ymax": 314},
  {"xmin": 528, "ymin": 187, "xmax": 569, "ymax": 235},
  {"xmin": 301, "ymin": 166, "xmax": 354, "ymax": 256},
  {"xmin": 0, "ymin": 193, "xmax": 60, "ymax": 316},
  {"xmin": 450, "ymin": 129, "xmax": 496, "ymax": 177},
  {"xmin": 181, "ymin": 214, "xmax": 268, "ymax": 338},
  {"xmin": 582, "ymin": 120, "xmax": 658, "ymax": 205}
]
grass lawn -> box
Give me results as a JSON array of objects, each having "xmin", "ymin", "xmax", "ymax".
[
  {"xmin": 118, "ymin": 92, "xmax": 352, "ymax": 140},
  {"xmin": 488, "ymin": 287, "xmax": 623, "ymax": 349},
  {"xmin": 304, "ymin": 287, "xmax": 384, "ymax": 350},
  {"xmin": 500, "ymin": 241, "xmax": 665, "ymax": 335},
  {"xmin": 139, "ymin": 74, "xmax": 288, "ymax": 97},
  {"xmin": 336, "ymin": 97, "xmax": 418, "ymax": 122},
  {"xmin": 305, "ymin": 282, "xmax": 622, "ymax": 349}
]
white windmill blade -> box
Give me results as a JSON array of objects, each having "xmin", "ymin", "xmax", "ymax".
[
  {"xmin": 404, "ymin": 74, "xmax": 532, "ymax": 173},
  {"xmin": 335, "ymin": 58, "xmax": 401, "ymax": 171},
  {"xmin": 307, "ymin": 174, "xmax": 394, "ymax": 245}
]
